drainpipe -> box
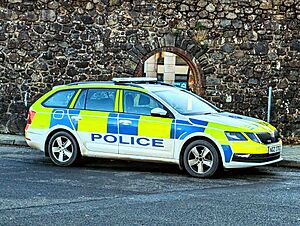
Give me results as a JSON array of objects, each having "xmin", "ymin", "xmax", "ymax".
[{"xmin": 267, "ymin": 87, "xmax": 272, "ymax": 123}]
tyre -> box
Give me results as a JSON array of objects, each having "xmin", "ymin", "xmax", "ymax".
[
  {"xmin": 48, "ymin": 131, "xmax": 79, "ymax": 166},
  {"xmin": 183, "ymin": 140, "xmax": 220, "ymax": 178}
]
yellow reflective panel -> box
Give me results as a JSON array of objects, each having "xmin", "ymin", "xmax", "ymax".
[
  {"xmin": 119, "ymin": 90, "xmax": 124, "ymax": 112},
  {"xmin": 231, "ymin": 141, "xmax": 268, "ymax": 154},
  {"xmin": 30, "ymin": 107, "xmax": 52, "ymax": 129},
  {"xmin": 77, "ymin": 110, "xmax": 109, "ymax": 133},
  {"xmin": 206, "ymin": 121, "xmax": 266, "ymax": 133},
  {"xmin": 114, "ymin": 90, "xmax": 120, "ymax": 112},
  {"xmin": 138, "ymin": 116, "xmax": 172, "ymax": 138},
  {"xmin": 69, "ymin": 89, "xmax": 81, "ymax": 108},
  {"xmin": 206, "ymin": 122, "xmax": 240, "ymax": 131},
  {"xmin": 204, "ymin": 126, "xmax": 229, "ymax": 145}
]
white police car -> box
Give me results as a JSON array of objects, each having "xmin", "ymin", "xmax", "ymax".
[{"xmin": 25, "ymin": 78, "xmax": 282, "ymax": 178}]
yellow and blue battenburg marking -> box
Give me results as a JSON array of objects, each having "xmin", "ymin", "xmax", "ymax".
[
  {"xmin": 118, "ymin": 114, "xmax": 140, "ymax": 135},
  {"xmin": 50, "ymin": 109, "xmax": 81, "ymax": 130},
  {"xmin": 170, "ymin": 118, "xmax": 233, "ymax": 162},
  {"xmin": 92, "ymin": 113, "xmax": 165, "ymax": 147},
  {"xmin": 170, "ymin": 119, "xmax": 206, "ymax": 140},
  {"xmin": 47, "ymin": 109, "xmax": 234, "ymax": 160}
]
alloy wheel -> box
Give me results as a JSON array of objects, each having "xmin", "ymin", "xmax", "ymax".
[
  {"xmin": 187, "ymin": 145, "xmax": 214, "ymax": 174},
  {"xmin": 51, "ymin": 136, "xmax": 74, "ymax": 163}
]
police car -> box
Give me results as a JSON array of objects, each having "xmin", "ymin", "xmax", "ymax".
[{"xmin": 25, "ymin": 78, "xmax": 282, "ymax": 178}]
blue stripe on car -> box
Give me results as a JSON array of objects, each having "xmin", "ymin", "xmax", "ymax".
[
  {"xmin": 221, "ymin": 145, "xmax": 233, "ymax": 163},
  {"xmin": 189, "ymin": 118, "xmax": 208, "ymax": 126},
  {"xmin": 175, "ymin": 120, "xmax": 205, "ymax": 140},
  {"xmin": 107, "ymin": 112, "xmax": 118, "ymax": 134},
  {"xmin": 119, "ymin": 114, "xmax": 140, "ymax": 136},
  {"xmin": 170, "ymin": 119, "xmax": 176, "ymax": 139},
  {"xmin": 50, "ymin": 109, "xmax": 80, "ymax": 130}
]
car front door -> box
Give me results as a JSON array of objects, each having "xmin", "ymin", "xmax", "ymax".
[
  {"xmin": 118, "ymin": 89, "xmax": 174, "ymax": 159},
  {"xmin": 71, "ymin": 88, "xmax": 119, "ymax": 154}
]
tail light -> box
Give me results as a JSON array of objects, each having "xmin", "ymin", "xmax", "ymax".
[{"xmin": 25, "ymin": 109, "xmax": 36, "ymax": 130}]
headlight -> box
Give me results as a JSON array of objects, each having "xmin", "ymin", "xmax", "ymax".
[
  {"xmin": 245, "ymin": 132, "xmax": 261, "ymax": 143},
  {"xmin": 225, "ymin": 132, "xmax": 247, "ymax": 141}
]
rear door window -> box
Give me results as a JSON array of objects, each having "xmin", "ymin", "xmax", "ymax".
[
  {"xmin": 43, "ymin": 89, "xmax": 76, "ymax": 108},
  {"xmin": 74, "ymin": 89, "xmax": 87, "ymax": 110},
  {"xmin": 85, "ymin": 89, "xmax": 116, "ymax": 112}
]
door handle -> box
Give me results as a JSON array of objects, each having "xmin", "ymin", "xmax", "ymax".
[
  {"xmin": 71, "ymin": 116, "xmax": 82, "ymax": 121},
  {"xmin": 119, "ymin": 120, "xmax": 132, "ymax": 125}
]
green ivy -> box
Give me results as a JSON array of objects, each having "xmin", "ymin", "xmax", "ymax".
[
  {"xmin": 195, "ymin": 21, "xmax": 207, "ymax": 31},
  {"xmin": 172, "ymin": 29, "xmax": 182, "ymax": 36}
]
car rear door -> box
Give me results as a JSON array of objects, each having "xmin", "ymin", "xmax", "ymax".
[
  {"xmin": 118, "ymin": 89, "xmax": 174, "ymax": 158},
  {"xmin": 71, "ymin": 88, "xmax": 119, "ymax": 154}
]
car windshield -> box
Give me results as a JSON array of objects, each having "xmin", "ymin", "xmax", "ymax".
[{"xmin": 154, "ymin": 89, "xmax": 219, "ymax": 115}]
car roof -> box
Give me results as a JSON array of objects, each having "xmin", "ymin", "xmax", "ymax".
[{"xmin": 53, "ymin": 80, "xmax": 179, "ymax": 93}]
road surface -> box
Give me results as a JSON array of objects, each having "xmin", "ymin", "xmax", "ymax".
[{"xmin": 0, "ymin": 146, "xmax": 299, "ymax": 225}]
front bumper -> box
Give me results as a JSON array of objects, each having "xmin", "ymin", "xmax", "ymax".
[
  {"xmin": 222, "ymin": 141, "xmax": 282, "ymax": 168},
  {"xmin": 224, "ymin": 156, "xmax": 282, "ymax": 168},
  {"xmin": 232, "ymin": 152, "xmax": 281, "ymax": 163}
]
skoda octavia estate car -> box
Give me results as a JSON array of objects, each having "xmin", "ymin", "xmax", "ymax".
[{"xmin": 25, "ymin": 78, "xmax": 282, "ymax": 178}]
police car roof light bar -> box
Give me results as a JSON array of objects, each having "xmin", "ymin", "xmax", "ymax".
[
  {"xmin": 66, "ymin": 81, "xmax": 113, "ymax": 86},
  {"xmin": 112, "ymin": 77, "xmax": 157, "ymax": 84}
]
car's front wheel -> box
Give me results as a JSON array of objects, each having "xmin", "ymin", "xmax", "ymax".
[
  {"xmin": 183, "ymin": 140, "xmax": 221, "ymax": 178},
  {"xmin": 48, "ymin": 131, "xmax": 79, "ymax": 166}
]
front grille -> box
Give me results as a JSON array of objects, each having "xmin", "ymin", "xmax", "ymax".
[
  {"xmin": 256, "ymin": 131, "xmax": 280, "ymax": 144},
  {"xmin": 232, "ymin": 153, "xmax": 281, "ymax": 163}
]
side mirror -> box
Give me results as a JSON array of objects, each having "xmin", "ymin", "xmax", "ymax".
[{"xmin": 151, "ymin": 108, "xmax": 168, "ymax": 117}]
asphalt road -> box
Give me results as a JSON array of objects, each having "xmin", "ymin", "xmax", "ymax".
[{"xmin": 0, "ymin": 146, "xmax": 299, "ymax": 226}]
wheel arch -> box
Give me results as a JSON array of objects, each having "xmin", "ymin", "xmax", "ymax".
[
  {"xmin": 44, "ymin": 128, "xmax": 81, "ymax": 157},
  {"xmin": 178, "ymin": 135, "xmax": 224, "ymax": 169}
]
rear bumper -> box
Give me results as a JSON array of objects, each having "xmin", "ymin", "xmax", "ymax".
[
  {"xmin": 26, "ymin": 140, "xmax": 44, "ymax": 152},
  {"xmin": 25, "ymin": 130, "xmax": 45, "ymax": 152}
]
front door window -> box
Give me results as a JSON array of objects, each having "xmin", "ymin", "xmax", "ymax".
[{"xmin": 123, "ymin": 90, "xmax": 164, "ymax": 116}]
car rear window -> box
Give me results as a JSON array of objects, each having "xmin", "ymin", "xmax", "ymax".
[
  {"xmin": 85, "ymin": 88, "xmax": 116, "ymax": 112},
  {"xmin": 43, "ymin": 89, "xmax": 77, "ymax": 108}
]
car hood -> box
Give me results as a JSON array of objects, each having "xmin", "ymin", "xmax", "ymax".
[{"xmin": 188, "ymin": 112, "xmax": 275, "ymax": 133}]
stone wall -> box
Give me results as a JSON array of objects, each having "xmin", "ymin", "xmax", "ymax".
[{"xmin": 0, "ymin": 0, "xmax": 299, "ymax": 143}]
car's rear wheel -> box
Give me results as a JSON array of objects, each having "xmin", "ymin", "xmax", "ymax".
[
  {"xmin": 48, "ymin": 131, "xmax": 79, "ymax": 166},
  {"xmin": 183, "ymin": 140, "xmax": 220, "ymax": 178}
]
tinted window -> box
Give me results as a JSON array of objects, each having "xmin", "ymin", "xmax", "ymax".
[
  {"xmin": 74, "ymin": 89, "xmax": 87, "ymax": 110},
  {"xmin": 123, "ymin": 90, "xmax": 164, "ymax": 116},
  {"xmin": 86, "ymin": 89, "xmax": 116, "ymax": 112},
  {"xmin": 43, "ymin": 89, "xmax": 76, "ymax": 108}
]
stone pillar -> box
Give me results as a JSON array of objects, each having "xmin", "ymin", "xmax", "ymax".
[
  {"xmin": 163, "ymin": 52, "xmax": 176, "ymax": 84},
  {"xmin": 144, "ymin": 54, "xmax": 157, "ymax": 78}
]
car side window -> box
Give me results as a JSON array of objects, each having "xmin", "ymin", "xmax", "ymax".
[
  {"xmin": 123, "ymin": 90, "xmax": 164, "ymax": 116},
  {"xmin": 74, "ymin": 89, "xmax": 87, "ymax": 110},
  {"xmin": 85, "ymin": 88, "xmax": 116, "ymax": 112},
  {"xmin": 43, "ymin": 89, "xmax": 76, "ymax": 108}
]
